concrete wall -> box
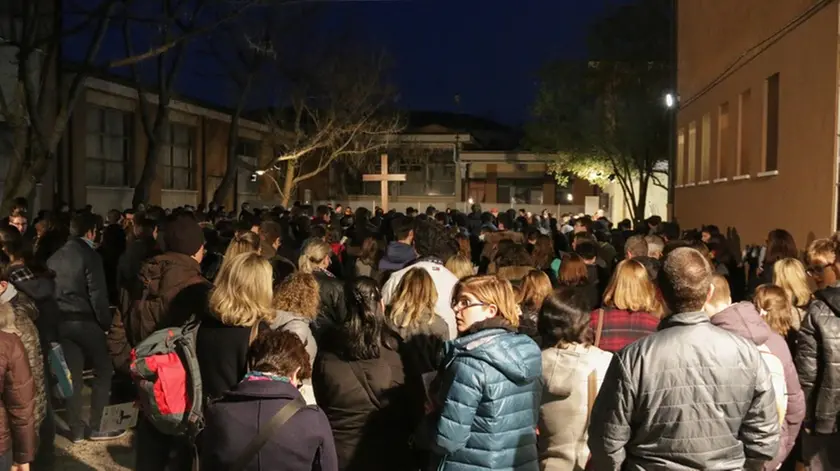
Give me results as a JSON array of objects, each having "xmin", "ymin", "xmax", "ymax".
[{"xmin": 675, "ymin": 0, "xmax": 839, "ymax": 246}]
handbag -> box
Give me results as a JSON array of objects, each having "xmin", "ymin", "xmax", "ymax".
[{"xmin": 229, "ymin": 396, "xmax": 307, "ymax": 471}]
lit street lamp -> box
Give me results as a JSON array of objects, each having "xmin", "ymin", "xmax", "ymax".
[{"xmin": 664, "ymin": 93, "xmax": 676, "ymax": 109}]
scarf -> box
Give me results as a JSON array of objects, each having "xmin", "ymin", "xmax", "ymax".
[
  {"xmin": 0, "ymin": 284, "xmax": 17, "ymax": 304},
  {"xmin": 242, "ymin": 371, "xmax": 292, "ymax": 383}
]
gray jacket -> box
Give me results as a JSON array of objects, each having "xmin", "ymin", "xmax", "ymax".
[
  {"xmin": 271, "ymin": 310, "xmax": 317, "ymax": 367},
  {"xmin": 588, "ymin": 311, "xmax": 780, "ymax": 471}
]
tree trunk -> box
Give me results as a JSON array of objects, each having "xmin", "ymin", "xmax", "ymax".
[
  {"xmin": 212, "ymin": 114, "xmax": 241, "ymax": 207},
  {"xmin": 281, "ymin": 162, "xmax": 296, "ymax": 207},
  {"xmin": 635, "ymin": 172, "xmax": 650, "ymax": 223},
  {"xmin": 133, "ymin": 138, "xmax": 162, "ymax": 208}
]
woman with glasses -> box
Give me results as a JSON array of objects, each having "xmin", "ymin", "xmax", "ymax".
[
  {"xmin": 428, "ymin": 275, "xmax": 541, "ymax": 471},
  {"xmin": 797, "ymin": 235, "xmax": 840, "ymax": 469}
]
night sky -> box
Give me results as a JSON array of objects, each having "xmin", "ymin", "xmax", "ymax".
[{"xmin": 66, "ymin": 0, "xmax": 633, "ymax": 126}]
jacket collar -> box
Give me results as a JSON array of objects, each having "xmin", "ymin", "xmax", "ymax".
[
  {"xmin": 224, "ymin": 377, "xmax": 303, "ymax": 400},
  {"xmin": 658, "ymin": 311, "xmax": 709, "ymax": 330}
]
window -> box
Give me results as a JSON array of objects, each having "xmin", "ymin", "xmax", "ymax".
[
  {"xmin": 700, "ymin": 114, "xmax": 711, "ymax": 182},
  {"xmin": 737, "ymin": 89, "xmax": 752, "ymax": 176},
  {"xmin": 555, "ymin": 176, "xmax": 574, "ymax": 203},
  {"xmin": 676, "ymin": 129, "xmax": 685, "ymax": 185},
  {"xmin": 717, "ymin": 102, "xmax": 729, "ymax": 179},
  {"xmin": 86, "ymin": 106, "xmax": 131, "ymax": 186},
  {"xmin": 236, "ymin": 138, "xmax": 260, "ymax": 194},
  {"xmin": 161, "ymin": 124, "xmax": 195, "ymax": 190},
  {"xmin": 687, "ymin": 122, "xmax": 697, "ymax": 183},
  {"xmin": 361, "ymin": 150, "xmax": 455, "ymax": 197},
  {"xmin": 498, "ymin": 179, "xmax": 544, "ymax": 205},
  {"xmin": 764, "ymin": 73, "xmax": 780, "ymax": 172}
]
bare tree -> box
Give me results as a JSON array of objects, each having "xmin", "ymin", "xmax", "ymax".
[
  {"xmin": 0, "ymin": 0, "xmax": 121, "ymax": 213},
  {"xmin": 261, "ymin": 51, "xmax": 402, "ymax": 206}
]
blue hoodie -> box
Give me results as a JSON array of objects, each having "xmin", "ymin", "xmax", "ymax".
[
  {"xmin": 378, "ymin": 242, "xmax": 417, "ymax": 273},
  {"xmin": 432, "ymin": 323, "xmax": 542, "ymax": 471}
]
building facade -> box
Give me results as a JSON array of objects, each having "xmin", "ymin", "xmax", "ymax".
[{"xmin": 675, "ymin": 0, "xmax": 840, "ymax": 246}]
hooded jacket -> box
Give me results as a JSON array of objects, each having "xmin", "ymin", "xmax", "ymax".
[
  {"xmin": 711, "ymin": 302, "xmax": 805, "ymax": 470},
  {"xmin": 539, "ymin": 344, "xmax": 612, "ymax": 471},
  {"xmin": 272, "ymin": 310, "xmax": 317, "ymax": 367},
  {"xmin": 378, "ymin": 242, "xmax": 417, "ymax": 273},
  {"xmin": 432, "ymin": 320, "xmax": 542, "ymax": 471},
  {"xmin": 797, "ymin": 285, "xmax": 840, "ymax": 434}
]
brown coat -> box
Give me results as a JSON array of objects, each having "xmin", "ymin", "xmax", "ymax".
[
  {"xmin": 0, "ymin": 331, "xmax": 35, "ymax": 464},
  {"xmin": 110, "ymin": 252, "xmax": 209, "ymax": 372}
]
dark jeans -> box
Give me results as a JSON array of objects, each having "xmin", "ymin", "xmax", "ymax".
[
  {"xmin": 135, "ymin": 417, "xmax": 193, "ymax": 471},
  {"xmin": 0, "ymin": 450, "xmax": 10, "ymax": 471},
  {"xmin": 802, "ymin": 432, "xmax": 840, "ymax": 471},
  {"xmin": 34, "ymin": 360, "xmax": 56, "ymax": 469},
  {"xmin": 58, "ymin": 320, "xmax": 113, "ymax": 436}
]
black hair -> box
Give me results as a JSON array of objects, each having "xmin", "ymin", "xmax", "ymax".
[
  {"xmin": 413, "ymin": 219, "xmax": 458, "ymax": 261},
  {"xmin": 341, "ymin": 277, "xmax": 385, "ymax": 361},
  {"xmin": 391, "ymin": 216, "xmax": 415, "ymax": 242},
  {"xmin": 70, "ymin": 213, "xmax": 99, "ymax": 238},
  {"xmin": 574, "ymin": 240, "xmax": 599, "ymax": 261},
  {"xmin": 538, "ymin": 287, "xmax": 594, "ymax": 348}
]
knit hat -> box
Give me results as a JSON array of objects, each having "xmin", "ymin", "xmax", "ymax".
[{"xmin": 164, "ymin": 216, "xmax": 205, "ymax": 256}]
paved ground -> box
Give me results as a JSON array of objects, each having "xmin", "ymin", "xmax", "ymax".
[
  {"xmin": 54, "ymin": 432, "xmax": 134, "ymax": 471},
  {"xmin": 52, "ymin": 380, "xmax": 136, "ymax": 470}
]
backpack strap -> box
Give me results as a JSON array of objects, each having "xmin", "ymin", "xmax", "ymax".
[
  {"xmin": 230, "ymin": 396, "xmax": 306, "ymax": 471},
  {"xmin": 594, "ymin": 309, "xmax": 604, "ymax": 348}
]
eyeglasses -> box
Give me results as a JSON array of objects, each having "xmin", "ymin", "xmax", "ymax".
[
  {"xmin": 451, "ymin": 298, "xmax": 489, "ymax": 312},
  {"xmin": 807, "ymin": 264, "xmax": 829, "ymax": 277}
]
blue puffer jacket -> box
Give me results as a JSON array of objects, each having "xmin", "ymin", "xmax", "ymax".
[{"xmin": 432, "ymin": 322, "xmax": 542, "ymax": 471}]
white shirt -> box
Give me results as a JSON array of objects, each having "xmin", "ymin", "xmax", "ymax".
[{"xmin": 381, "ymin": 260, "xmax": 459, "ymax": 339}]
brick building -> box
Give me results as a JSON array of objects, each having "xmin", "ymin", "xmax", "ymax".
[{"xmin": 675, "ymin": 0, "xmax": 840, "ymax": 246}]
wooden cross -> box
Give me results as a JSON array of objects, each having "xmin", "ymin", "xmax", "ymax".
[{"xmin": 362, "ymin": 153, "xmax": 406, "ymax": 211}]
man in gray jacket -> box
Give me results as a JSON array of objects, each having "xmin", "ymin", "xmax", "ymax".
[{"xmin": 588, "ymin": 247, "xmax": 780, "ymax": 471}]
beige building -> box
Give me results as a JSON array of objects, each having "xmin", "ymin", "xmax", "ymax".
[{"xmin": 675, "ymin": 0, "xmax": 840, "ymax": 246}]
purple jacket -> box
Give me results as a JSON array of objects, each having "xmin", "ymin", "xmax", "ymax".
[
  {"xmin": 200, "ymin": 379, "xmax": 338, "ymax": 471},
  {"xmin": 711, "ymin": 302, "xmax": 805, "ymax": 470}
]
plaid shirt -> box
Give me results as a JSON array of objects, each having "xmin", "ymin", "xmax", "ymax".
[
  {"xmin": 590, "ymin": 308, "xmax": 660, "ymax": 353},
  {"xmin": 7, "ymin": 265, "xmax": 36, "ymax": 284}
]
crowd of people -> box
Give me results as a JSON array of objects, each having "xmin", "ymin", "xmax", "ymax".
[{"xmin": 0, "ymin": 197, "xmax": 836, "ymax": 470}]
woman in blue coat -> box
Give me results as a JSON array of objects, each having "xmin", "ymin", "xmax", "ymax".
[{"xmin": 429, "ymin": 275, "xmax": 542, "ymax": 471}]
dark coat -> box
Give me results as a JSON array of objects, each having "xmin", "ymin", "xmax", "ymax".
[
  {"xmin": 46, "ymin": 238, "xmax": 111, "ymax": 328},
  {"xmin": 312, "ymin": 271, "xmax": 346, "ymax": 338},
  {"xmin": 797, "ymin": 285, "xmax": 840, "ymax": 434},
  {"xmin": 312, "ymin": 330, "xmax": 414, "ymax": 471},
  {"xmin": 201, "ymin": 379, "xmax": 338, "ymax": 471}
]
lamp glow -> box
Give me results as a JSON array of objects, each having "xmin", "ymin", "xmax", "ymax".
[
  {"xmin": 255, "ymin": 170, "xmax": 266, "ymax": 176},
  {"xmin": 566, "ymin": 193, "xmax": 573, "ymax": 202},
  {"xmin": 468, "ymin": 197, "xmax": 474, "ymax": 205},
  {"xmin": 664, "ymin": 93, "xmax": 675, "ymax": 109}
]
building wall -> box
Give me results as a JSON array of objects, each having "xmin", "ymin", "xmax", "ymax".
[
  {"xmin": 63, "ymin": 80, "xmax": 269, "ymax": 214},
  {"xmin": 675, "ymin": 0, "xmax": 839, "ymax": 246}
]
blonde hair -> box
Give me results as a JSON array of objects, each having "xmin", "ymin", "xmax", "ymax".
[
  {"xmin": 390, "ymin": 268, "xmax": 438, "ymax": 328},
  {"xmin": 603, "ymin": 259, "xmax": 663, "ymax": 315},
  {"xmin": 445, "ymin": 254, "xmax": 474, "ymax": 280},
  {"xmin": 708, "ymin": 274, "xmax": 732, "ymax": 306},
  {"xmin": 773, "ymin": 258, "xmax": 813, "ymax": 309},
  {"xmin": 298, "ymin": 239, "xmax": 331, "ymax": 274},
  {"xmin": 807, "ymin": 238, "xmax": 835, "ymax": 266},
  {"xmin": 273, "ymin": 272, "xmax": 320, "ymax": 320},
  {"xmin": 219, "ymin": 231, "xmax": 261, "ymax": 274},
  {"xmin": 754, "ymin": 284, "xmax": 794, "ymax": 337},
  {"xmin": 517, "ymin": 270, "xmax": 553, "ymax": 312},
  {"xmin": 453, "ymin": 275, "xmax": 520, "ymax": 327},
  {"xmin": 210, "ymin": 252, "xmax": 274, "ymax": 327}
]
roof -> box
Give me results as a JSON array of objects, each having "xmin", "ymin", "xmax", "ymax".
[{"xmin": 404, "ymin": 110, "xmax": 514, "ymax": 134}]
